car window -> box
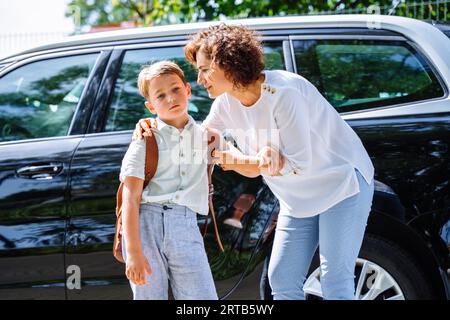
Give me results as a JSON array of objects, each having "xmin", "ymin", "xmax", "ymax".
[
  {"xmin": 105, "ymin": 42, "xmax": 285, "ymax": 132},
  {"xmin": 0, "ymin": 53, "xmax": 99, "ymax": 142},
  {"xmin": 293, "ymin": 39, "xmax": 444, "ymax": 112},
  {"xmin": 264, "ymin": 42, "xmax": 285, "ymax": 70}
]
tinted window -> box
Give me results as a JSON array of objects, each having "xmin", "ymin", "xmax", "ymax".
[
  {"xmin": 293, "ymin": 40, "xmax": 444, "ymax": 112},
  {"xmin": 0, "ymin": 54, "xmax": 98, "ymax": 142},
  {"xmin": 105, "ymin": 43, "xmax": 285, "ymax": 132},
  {"xmin": 264, "ymin": 42, "xmax": 285, "ymax": 70}
]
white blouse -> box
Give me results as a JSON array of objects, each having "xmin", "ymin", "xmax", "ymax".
[{"xmin": 202, "ymin": 70, "xmax": 374, "ymax": 218}]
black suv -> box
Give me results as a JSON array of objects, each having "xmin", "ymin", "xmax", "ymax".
[{"xmin": 0, "ymin": 15, "xmax": 449, "ymax": 300}]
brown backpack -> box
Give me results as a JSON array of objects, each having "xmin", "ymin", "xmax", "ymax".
[{"xmin": 113, "ymin": 132, "xmax": 224, "ymax": 263}]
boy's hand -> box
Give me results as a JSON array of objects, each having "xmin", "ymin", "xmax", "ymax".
[
  {"xmin": 132, "ymin": 118, "xmax": 158, "ymax": 141},
  {"xmin": 125, "ymin": 252, "xmax": 152, "ymax": 286}
]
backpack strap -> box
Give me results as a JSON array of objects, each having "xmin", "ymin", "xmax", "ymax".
[
  {"xmin": 202, "ymin": 128, "xmax": 225, "ymax": 253},
  {"xmin": 205, "ymin": 163, "xmax": 224, "ymax": 252},
  {"xmin": 143, "ymin": 133, "xmax": 158, "ymax": 188}
]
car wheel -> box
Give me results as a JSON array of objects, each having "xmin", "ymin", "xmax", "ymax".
[
  {"xmin": 304, "ymin": 234, "xmax": 435, "ymax": 300},
  {"xmin": 260, "ymin": 234, "xmax": 436, "ymax": 300}
]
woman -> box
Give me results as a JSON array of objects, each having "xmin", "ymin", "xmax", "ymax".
[{"xmin": 134, "ymin": 24, "xmax": 375, "ymax": 300}]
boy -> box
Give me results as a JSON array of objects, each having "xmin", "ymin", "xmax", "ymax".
[{"xmin": 119, "ymin": 61, "xmax": 217, "ymax": 300}]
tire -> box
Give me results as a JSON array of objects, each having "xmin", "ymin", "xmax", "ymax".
[
  {"xmin": 353, "ymin": 234, "xmax": 436, "ymax": 300},
  {"xmin": 260, "ymin": 233, "xmax": 436, "ymax": 300}
]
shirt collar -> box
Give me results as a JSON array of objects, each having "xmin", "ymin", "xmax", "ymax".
[{"xmin": 156, "ymin": 115, "xmax": 195, "ymax": 132}]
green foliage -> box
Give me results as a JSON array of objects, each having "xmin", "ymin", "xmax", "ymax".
[{"xmin": 66, "ymin": 0, "xmax": 409, "ymax": 28}]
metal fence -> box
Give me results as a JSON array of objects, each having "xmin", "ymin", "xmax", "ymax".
[{"xmin": 313, "ymin": 0, "xmax": 450, "ymax": 21}]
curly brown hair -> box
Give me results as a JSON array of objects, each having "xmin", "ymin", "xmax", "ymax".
[{"xmin": 184, "ymin": 24, "xmax": 265, "ymax": 89}]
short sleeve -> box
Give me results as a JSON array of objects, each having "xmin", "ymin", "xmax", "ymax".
[
  {"xmin": 201, "ymin": 97, "xmax": 227, "ymax": 133},
  {"xmin": 119, "ymin": 139, "xmax": 146, "ymax": 183}
]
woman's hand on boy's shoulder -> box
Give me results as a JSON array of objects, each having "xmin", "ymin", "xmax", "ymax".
[{"xmin": 132, "ymin": 118, "xmax": 158, "ymax": 141}]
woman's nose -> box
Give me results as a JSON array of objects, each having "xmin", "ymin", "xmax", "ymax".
[{"xmin": 197, "ymin": 72, "xmax": 205, "ymax": 85}]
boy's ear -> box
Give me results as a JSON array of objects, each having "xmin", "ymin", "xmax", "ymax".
[
  {"xmin": 145, "ymin": 101, "xmax": 157, "ymax": 115},
  {"xmin": 185, "ymin": 83, "xmax": 191, "ymax": 98}
]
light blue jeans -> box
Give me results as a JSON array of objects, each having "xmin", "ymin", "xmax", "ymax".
[
  {"xmin": 122, "ymin": 203, "xmax": 218, "ymax": 300},
  {"xmin": 268, "ymin": 169, "xmax": 374, "ymax": 300}
]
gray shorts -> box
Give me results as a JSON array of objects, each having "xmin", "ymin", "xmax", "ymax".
[{"xmin": 122, "ymin": 203, "xmax": 218, "ymax": 300}]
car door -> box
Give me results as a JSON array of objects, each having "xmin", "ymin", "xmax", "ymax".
[
  {"xmin": 0, "ymin": 51, "xmax": 104, "ymax": 299},
  {"xmin": 290, "ymin": 32, "xmax": 449, "ymax": 220},
  {"xmin": 66, "ymin": 40, "xmax": 287, "ymax": 299}
]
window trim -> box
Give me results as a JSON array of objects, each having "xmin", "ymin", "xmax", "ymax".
[
  {"xmin": 68, "ymin": 50, "xmax": 112, "ymax": 135},
  {"xmin": 282, "ymin": 40, "xmax": 294, "ymax": 73},
  {"xmin": 0, "ymin": 47, "xmax": 113, "ymax": 78},
  {"xmin": 0, "ymin": 63, "xmax": 9, "ymax": 72},
  {"xmin": 289, "ymin": 34, "xmax": 448, "ymax": 115},
  {"xmin": 290, "ymin": 35, "xmax": 406, "ymax": 41},
  {"xmin": 112, "ymin": 36, "xmax": 288, "ymax": 51}
]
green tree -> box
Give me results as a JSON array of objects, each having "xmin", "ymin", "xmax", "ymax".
[
  {"xmin": 66, "ymin": 0, "xmax": 397, "ymax": 28},
  {"xmin": 66, "ymin": 0, "xmax": 450, "ymax": 29},
  {"xmin": 66, "ymin": 0, "xmax": 190, "ymax": 28}
]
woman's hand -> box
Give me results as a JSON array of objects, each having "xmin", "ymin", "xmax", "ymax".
[
  {"xmin": 212, "ymin": 141, "xmax": 252, "ymax": 170},
  {"xmin": 125, "ymin": 252, "xmax": 152, "ymax": 286},
  {"xmin": 212, "ymin": 143, "xmax": 285, "ymax": 177},
  {"xmin": 257, "ymin": 146, "xmax": 285, "ymax": 176},
  {"xmin": 212, "ymin": 142, "xmax": 263, "ymax": 178},
  {"xmin": 132, "ymin": 118, "xmax": 158, "ymax": 141}
]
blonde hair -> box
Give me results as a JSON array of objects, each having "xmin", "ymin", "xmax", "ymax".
[{"xmin": 137, "ymin": 60, "xmax": 186, "ymax": 100}]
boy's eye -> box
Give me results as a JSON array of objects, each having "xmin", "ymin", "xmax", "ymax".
[
  {"xmin": 173, "ymin": 87, "xmax": 180, "ymax": 92},
  {"xmin": 157, "ymin": 94, "xmax": 165, "ymax": 100}
]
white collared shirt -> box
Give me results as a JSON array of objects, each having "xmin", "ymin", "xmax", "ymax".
[
  {"xmin": 120, "ymin": 115, "xmax": 209, "ymax": 215},
  {"xmin": 202, "ymin": 70, "xmax": 374, "ymax": 218}
]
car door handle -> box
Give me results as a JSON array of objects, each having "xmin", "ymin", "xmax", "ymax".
[{"xmin": 16, "ymin": 162, "xmax": 64, "ymax": 180}]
